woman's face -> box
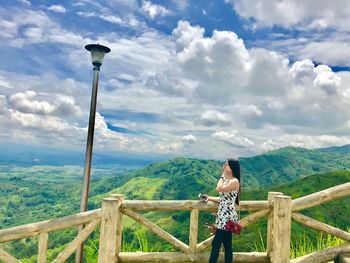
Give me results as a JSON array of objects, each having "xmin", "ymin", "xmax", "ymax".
[{"xmin": 223, "ymin": 160, "xmax": 231, "ymax": 173}]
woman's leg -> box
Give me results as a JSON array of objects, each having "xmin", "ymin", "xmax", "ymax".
[
  {"xmin": 222, "ymin": 231, "xmax": 233, "ymax": 263},
  {"xmin": 209, "ymin": 229, "xmax": 224, "ymax": 263}
]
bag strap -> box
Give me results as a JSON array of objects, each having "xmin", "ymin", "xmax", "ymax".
[
  {"xmin": 238, "ymin": 205, "xmax": 241, "ymax": 221},
  {"xmin": 235, "ymin": 191, "xmax": 240, "ymax": 222}
]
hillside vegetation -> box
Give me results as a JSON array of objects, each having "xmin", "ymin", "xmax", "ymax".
[{"xmin": 0, "ymin": 146, "xmax": 349, "ymax": 261}]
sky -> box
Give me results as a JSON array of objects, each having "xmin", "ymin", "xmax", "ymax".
[{"xmin": 1, "ymin": 0, "xmax": 350, "ymax": 160}]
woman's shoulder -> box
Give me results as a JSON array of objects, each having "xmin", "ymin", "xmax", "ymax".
[
  {"xmin": 228, "ymin": 178, "xmax": 240, "ymax": 190},
  {"xmin": 229, "ymin": 178, "xmax": 239, "ymax": 184}
]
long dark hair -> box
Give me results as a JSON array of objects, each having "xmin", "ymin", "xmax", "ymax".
[{"xmin": 228, "ymin": 159, "xmax": 241, "ymax": 205}]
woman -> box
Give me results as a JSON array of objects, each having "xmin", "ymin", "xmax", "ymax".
[{"xmin": 204, "ymin": 159, "xmax": 241, "ymax": 263}]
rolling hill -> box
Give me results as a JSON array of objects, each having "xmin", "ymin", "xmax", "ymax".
[{"xmin": 1, "ymin": 145, "xmax": 350, "ymax": 261}]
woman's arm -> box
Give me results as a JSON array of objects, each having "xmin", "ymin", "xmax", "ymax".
[
  {"xmin": 216, "ymin": 179, "xmax": 239, "ymax": 192},
  {"xmin": 206, "ymin": 195, "xmax": 220, "ymax": 203}
]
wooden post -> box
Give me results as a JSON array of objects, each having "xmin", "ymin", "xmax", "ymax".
[
  {"xmin": 98, "ymin": 198, "xmax": 120, "ymax": 263},
  {"xmin": 267, "ymin": 192, "xmax": 283, "ymax": 262},
  {"xmin": 110, "ymin": 194, "xmax": 124, "ymax": 256},
  {"xmin": 38, "ymin": 232, "xmax": 49, "ymax": 263},
  {"xmin": 189, "ymin": 209, "xmax": 199, "ymax": 253},
  {"xmin": 271, "ymin": 195, "xmax": 292, "ymax": 263}
]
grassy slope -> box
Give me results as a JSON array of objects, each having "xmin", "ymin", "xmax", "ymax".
[
  {"xmin": 92, "ymin": 168, "xmax": 350, "ymax": 253},
  {"xmin": 237, "ymin": 170, "xmax": 350, "ymax": 249},
  {"xmin": 239, "ymin": 146, "xmax": 350, "ymax": 188}
]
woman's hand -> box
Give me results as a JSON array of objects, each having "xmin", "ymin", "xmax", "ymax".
[
  {"xmin": 216, "ymin": 178, "xmax": 239, "ymax": 192},
  {"xmin": 198, "ymin": 193, "xmax": 209, "ymax": 203}
]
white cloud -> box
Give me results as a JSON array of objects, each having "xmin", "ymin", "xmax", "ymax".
[
  {"xmin": 0, "ymin": 77, "xmax": 13, "ymax": 89},
  {"xmin": 313, "ymin": 65, "xmax": 341, "ymax": 95},
  {"xmin": 246, "ymin": 48, "xmax": 289, "ymax": 95},
  {"xmin": 19, "ymin": 0, "xmax": 31, "ymax": 5},
  {"xmin": 74, "ymin": 0, "xmax": 141, "ymax": 28},
  {"xmin": 172, "ymin": 20, "xmax": 204, "ymax": 52},
  {"xmin": 169, "ymin": 0, "xmax": 189, "ymax": 11},
  {"xmin": 155, "ymin": 141, "xmax": 182, "ymax": 153},
  {"xmin": 226, "ymin": 1, "xmax": 350, "ymax": 67},
  {"xmin": 2, "ymin": 0, "xmax": 350, "ymax": 160},
  {"xmin": 7, "ymin": 91, "xmax": 83, "ymax": 117},
  {"xmin": 53, "ymin": 95, "xmax": 83, "ymax": 116},
  {"xmin": 0, "ymin": 20, "xmax": 18, "ymax": 39},
  {"xmin": 173, "ymin": 27, "xmax": 251, "ymax": 103},
  {"xmin": 298, "ymin": 41, "xmax": 350, "ymax": 67},
  {"xmin": 212, "ymin": 131, "xmax": 254, "ymax": 148},
  {"xmin": 146, "ymin": 70, "xmax": 197, "ymax": 97},
  {"xmin": 182, "ymin": 134, "xmax": 197, "ymax": 144},
  {"xmin": 98, "ymin": 31, "xmax": 174, "ymax": 79},
  {"xmin": 0, "ymin": 96, "xmax": 7, "ymax": 114},
  {"xmin": 200, "ymin": 110, "xmax": 231, "ymax": 126},
  {"xmin": 148, "ymin": 21, "xmax": 350, "ymax": 155},
  {"xmin": 260, "ymin": 134, "xmax": 350, "ymax": 153},
  {"xmin": 235, "ymin": 104, "xmax": 262, "ymax": 117},
  {"xmin": 141, "ymin": 0, "xmax": 170, "ymax": 19},
  {"xmin": 0, "ymin": 9, "xmax": 84, "ymax": 47},
  {"xmin": 100, "ymin": 14, "xmax": 124, "ymax": 25},
  {"xmin": 48, "ymin": 5, "xmax": 67, "ymax": 13},
  {"xmin": 10, "ymin": 110, "xmax": 78, "ymax": 133},
  {"xmin": 76, "ymin": 11, "xmax": 95, "ymax": 18},
  {"xmin": 289, "ymin": 59, "xmax": 316, "ymax": 83},
  {"xmin": 8, "ymin": 91, "xmax": 55, "ymax": 115},
  {"xmin": 230, "ymin": 0, "xmax": 350, "ymax": 31},
  {"xmin": 2, "ymin": 100, "xmax": 154, "ymax": 153}
]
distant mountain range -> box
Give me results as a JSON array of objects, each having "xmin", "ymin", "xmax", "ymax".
[
  {"xmin": 88, "ymin": 145, "xmax": 350, "ymax": 197},
  {"xmin": 0, "ymin": 144, "xmax": 165, "ymax": 168},
  {"xmin": 2, "ymin": 143, "xmax": 350, "ymax": 173},
  {"xmin": 240, "ymin": 145, "xmax": 350, "ymax": 188},
  {"xmin": 318, "ymin": 144, "xmax": 350, "ymax": 154}
]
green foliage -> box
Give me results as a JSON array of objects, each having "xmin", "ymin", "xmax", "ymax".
[
  {"xmin": 290, "ymin": 231, "xmax": 347, "ymax": 259},
  {"xmin": 251, "ymin": 229, "xmax": 266, "ymax": 252},
  {"xmin": 0, "ymin": 146, "xmax": 350, "ymax": 261},
  {"xmin": 252, "ymin": 229, "xmax": 348, "ymax": 259}
]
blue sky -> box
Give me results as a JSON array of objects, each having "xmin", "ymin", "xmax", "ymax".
[{"xmin": 1, "ymin": 0, "xmax": 350, "ymax": 160}]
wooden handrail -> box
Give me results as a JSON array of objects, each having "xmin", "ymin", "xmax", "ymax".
[
  {"xmin": 121, "ymin": 200, "xmax": 269, "ymax": 211},
  {"xmin": 292, "ymin": 182, "xmax": 350, "ymax": 211},
  {"xmin": 292, "ymin": 213, "xmax": 350, "ymax": 242},
  {"xmin": 0, "ymin": 181, "xmax": 348, "ymax": 263},
  {"xmin": 0, "ymin": 208, "xmax": 101, "ymax": 243},
  {"xmin": 0, "ymin": 247, "xmax": 21, "ymax": 263},
  {"xmin": 52, "ymin": 219, "xmax": 100, "ymax": 263},
  {"xmin": 117, "ymin": 251, "xmax": 270, "ymax": 262}
]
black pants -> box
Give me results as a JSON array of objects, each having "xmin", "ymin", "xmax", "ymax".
[{"xmin": 209, "ymin": 229, "xmax": 233, "ymax": 263}]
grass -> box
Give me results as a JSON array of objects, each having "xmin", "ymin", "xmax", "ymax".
[
  {"xmin": 122, "ymin": 229, "xmax": 161, "ymax": 252},
  {"xmin": 251, "ymin": 229, "xmax": 266, "ymax": 252},
  {"xmin": 253, "ymin": 229, "xmax": 348, "ymax": 259},
  {"xmin": 290, "ymin": 232, "xmax": 347, "ymax": 259}
]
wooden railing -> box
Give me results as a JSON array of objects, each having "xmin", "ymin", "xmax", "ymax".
[
  {"xmin": 0, "ymin": 182, "xmax": 349, "ymax": 263},
  {"xmin": 0, "ymin": 209, "xmax": 101, "ymax": 263}
]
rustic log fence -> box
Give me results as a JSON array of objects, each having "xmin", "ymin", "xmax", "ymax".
[{"xmin": 0, "ymin": 182, "xmax": 349, "ymax": 263}]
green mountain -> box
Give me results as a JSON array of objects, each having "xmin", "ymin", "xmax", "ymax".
[
  {"xmin": 1, "ymin": 146, "xmax": 350, "ymax": 262},
  {"xmin": 318, "ymin": 144, "xmax": 350, "ymax": 155},
  {"xmin": 239, "ymin": 146, "xmax": 350, "ymax": 188},
  {"xmin": 89, "ymin": 146, "xmax": 350, "ymax": 202},
  {"xmin": 2, "ymin": 146, "xmax": 350, "ymax": 228}
]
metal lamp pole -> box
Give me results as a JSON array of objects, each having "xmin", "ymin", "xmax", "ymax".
[{"xmin": 75, "ymin": 43, "xmax": 111, "ymax": 263}]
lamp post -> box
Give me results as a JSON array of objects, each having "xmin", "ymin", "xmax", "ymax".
[{"xmin": 75, "ymin": 44, "xmax": 111, "ymax": 263}]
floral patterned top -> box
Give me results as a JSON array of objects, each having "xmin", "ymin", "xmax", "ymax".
[{"xmin": 215, "ymin": 178, "xmax": 239, "ymax": 230}]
